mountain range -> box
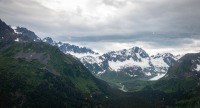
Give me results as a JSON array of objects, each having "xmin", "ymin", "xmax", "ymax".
[
  {"xmin": 42, "ymin": 37, "xmax": 181, "ymax": 82},
  {"xmin": 43, "ymin": 37, "xmax": 181, "ymax": 81},
  {"xmin": 43, "ymin": 37, "xmax": 99, "ymax": 58},
  {"xmin": 80, "ymin": 48, "xmax": 181, "ymax": 82},
  {"xmin": 0, "ymin": 19, "xmax": 117, "ymax": 107},
  {"xmin": 1, "ymin": 19, "xmax": 200, "ymax": 107},
  {"xmin": 10, "ymin": 25, "xmax": 182, "ymax": 82}
]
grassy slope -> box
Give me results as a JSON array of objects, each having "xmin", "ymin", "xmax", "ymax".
[
  {"xmin": 0, "ymin": 41, "xmax": 113, "ymax": 107},
  {"xmin": 151, "ymin": 53, "xmax": 200, "ymax": 107}
]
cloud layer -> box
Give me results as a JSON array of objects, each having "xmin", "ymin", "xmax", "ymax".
[
  {"xmin": 0, "ymin": 0, "xmax": 200, "ymax": 54},
  {"xmin": 1, "ymin": 0, "xmax": 200, "ymax": 37}
]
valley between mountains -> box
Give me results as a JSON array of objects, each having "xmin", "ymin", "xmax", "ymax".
[
  {"xmin": 42, "ymin": 35, "xmax": 182, "ymax": 91},
  {"xmin": 43, "ymin": 36, "xmax": 181, "ymax": 81},
  {"xmin": 1, "ymin": 19, "xmax": 200, "ymax": 108}
]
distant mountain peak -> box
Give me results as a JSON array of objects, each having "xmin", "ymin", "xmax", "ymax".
[
  {"xmin": 131, "ymin": 47, "xmax": 149, "ymax": 58},
  {"xmin": 42, "ymin": 37, "xmax": 99, "ymax": 58},
  {"xmin": 81, "ymin": 47, "xmax": 180, "ymax": 81},
  {"xmin": 152, "ymin": 53, "xmax": 176, "ymax": 58},
  {"xmin": 11, "ymin": 26, "xmax": 41, "ymax": 42},
  {"xmin": 102, "ymin": 47, "xmax": 149, "ymax": 63},
  {"xmin": 131, "ymin": 46, "xmax": 141, "ymax": 52}
]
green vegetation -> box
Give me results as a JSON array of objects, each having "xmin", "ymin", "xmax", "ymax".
[
  {"xmin": 121, "ymin": 80, "xmax": 155, "ymax": 92},
  {"xmin": 0, "ymin": 41, "xmax": 112, "ymax": 107},
  {"xmin": 153, "ymin": 77, "xmax": 198, "ymax": 93},
  {"xmin": 1, "ymin": 19, "xmax": 200, "ymax": 107},
  {"xmin": 0, "ymin": 44, "xmax": 200, "ymax": 108},
  {"xmin": 98, "ymin": 70, "xmax": 134, "ymax": 83}
]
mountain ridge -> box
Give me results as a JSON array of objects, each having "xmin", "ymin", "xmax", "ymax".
[
  {"xmin": 0, "ymin": 19, "xmax": 120, "ymax": 108},
  {"xmin": 43, "ymin": 37, "xmax": 99, "ymax": 58},
  {"xmin": 41, "ymin": 34, "xmax": 181, "ymax": 81},
  {"xmin": 41, "ymin": 35, "xmax": 182, "ymax": 82},
  {"xmin": 6, "ymin": 21, "xmax": 182, "ymax": 82},
  {"xmin": 81, "ymin": 47, "xmax": 180, "ymax": 82}
]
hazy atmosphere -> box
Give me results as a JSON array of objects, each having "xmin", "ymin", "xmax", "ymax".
[{"xmin": 1, "ymin": 0, "xmax": 200, "ymax": 54}]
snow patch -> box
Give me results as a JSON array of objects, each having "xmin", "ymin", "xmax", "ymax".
[
  {"xmin": 43, "ymin": 39, "xmax": 47, "ymax": 42},
  {"xmin": 11, "ymin": 26, "xmax": 22, "ymax": 34},
  {"xmin": 145, "ymin": 72, "xmax": 152, "ymax": 76},
  {"xmin": 66, "ymin": 51, "xmax": 99, "ymax": 58},
  {"xmin": 150, "ymin": 56, "xmax": 169, "ymax": 67},
  {"xmin": 119, "ymin": 85, "xmax": 127, "ymax": 92},
  {"xmin": 57, "ymin": 43, "xmax": 62, "ymax": 47},
  {"xmin": 150, "ymin": 73, "xmax": 166, "ymax": 80},
  {"xmin": 108, "ymin": 58, "xmax": 150, "ymax": 71},
  {"xmin": 14, "ymin": 38, "xmax": 19, "ymax": 42},
  {"xmin": 11, "ymin": 26, "xmax": 17, "ymax": 30},
  {"xmin": 195, "ymin": 64, "xmax": 200, "ymax": 71},
  {"xmin": 97, "ymin": 70, "xmax": 105, "ymax": 75}
]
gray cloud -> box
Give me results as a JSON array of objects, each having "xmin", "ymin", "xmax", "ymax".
[
  {"xmin": 0, "ymin": 0, "xmax": 200, "ymax": 37},
  {"xmin": 0, "ymin": 0, "xmax": 200, "ymax": 54}
]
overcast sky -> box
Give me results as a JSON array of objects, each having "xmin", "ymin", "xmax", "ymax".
[{"xmin": 0, "ymin": 0, "xmax": 200, "ymax": 55}]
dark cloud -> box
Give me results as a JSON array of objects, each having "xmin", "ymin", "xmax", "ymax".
[{"xmin": 61, "ymin": 32, "xmax": 199, "ymax": 47}]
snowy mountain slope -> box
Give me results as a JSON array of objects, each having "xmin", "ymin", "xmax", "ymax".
[{"xmin": 81, "ymin": 47, "xmax": 180, "ymax": 80}]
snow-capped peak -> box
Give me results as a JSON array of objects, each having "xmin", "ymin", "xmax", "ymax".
[
  {"xmin": 102, "ymin": 47, "xmax": 149, "ymax": 63},
  {"xmin": 130, "ymin": 47, "xmax": 149, "ymax": 58},
  {"xmin": 81, "ymin": 47, "xmax": 180, "ymax": 81},
  {"xmin": 151, "ymin": 53, "xmax": 178, "ymax": 66}
]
